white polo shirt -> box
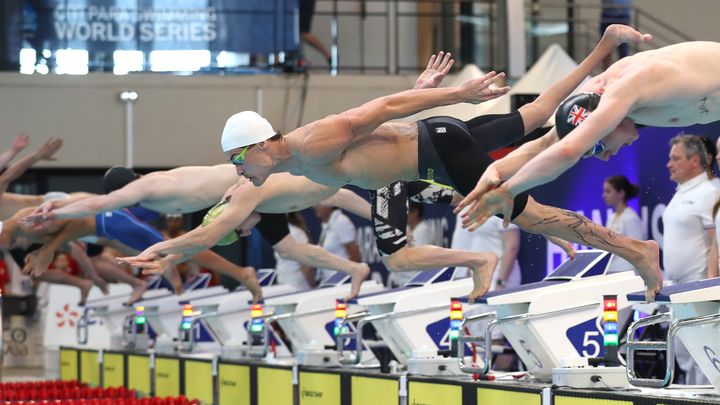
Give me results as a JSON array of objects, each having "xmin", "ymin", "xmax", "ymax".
[
  {"xmin": 606, "ymin": 208, "xmax": 646, "ymax": 274},
  {"xmin": 662, "ymin": 173, "xmax": 719, "ymax": 283},
  {"xmin": 317, "ymin": 209, "xmax": 357, "ymax": 283}
]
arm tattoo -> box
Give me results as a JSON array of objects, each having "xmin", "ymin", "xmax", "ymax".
[
  {"xmin": 529, "ymin": 208, "xmax": 623, "ymax": 249},
  {"xmin": 699, "ymin": 96, "xmax": 710, "ymax": 114},
  {"xmin": 346, "ymin": 118, "xmax": 357, "ymax": 138}
]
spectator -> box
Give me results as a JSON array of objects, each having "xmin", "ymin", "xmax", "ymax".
[
  {"xmin": 299, "ymin": 0, "xmax": 332, "ymax": 65},
  {"xmin": 602, "ymin": 175, "xmax": 646, "ymax": 273},
  {"xmin": 663, "ymin": 134, "xmax": 719, "ymax": 385}
]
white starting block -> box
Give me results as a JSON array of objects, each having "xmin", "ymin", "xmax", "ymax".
[
  {"xmin": 335, "ymin": 268, "xmax": 476, "ymax": 376},
  {"xmin": 177, "ymin": 269, "xmax": 297, "ymax": 358},
  {"xmin": 253, "ymin": 272, "xmax": 384, "ymax": 367},
  {"xmin": 75, "ymin": 279, "xmax": 172, "ymax": 350},
  {"xmin": 458, "ymin": 250, "xmax": 645, "ymax": 382},
  {"xmin": 125, "ymin": 274, "xmax": 227, "ymax": 352},
  {"xmin": 626, "ymin": 277, "xmax": 720, "ymax": 390}
]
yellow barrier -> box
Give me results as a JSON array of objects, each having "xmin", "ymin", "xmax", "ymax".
[
  {"xmin": 184, "ymin": 359, "xmax": 213, "ymax": 405},
  {"xmin": 59, "ymin": 348, "xmax": 78, "ymax": 381},
  {"xmin": 257, "ymin": 367, "xmax": 293, "ymax": 405},
  {"xmin": 298, "ymin": 371, "xmax": 341, "ymax": 405},
  {"xmin": 102, "ymin": 352, "xmax": 125, "ymax": 388},
  {"xmin": 127, "ymin": 354, "xmax": 151, "ymax": 396},
  {"xmin": 79, "ymin": 350, "xmax": 100, "ymax": 387},
  {"xmin": 554, "ymin": 396, "xmax": 633, "ymax": 405},
  {"xmin": 218, "ymin": 363, "xmax": 250, "ymax": 405},
  {"xmin": 408, "ymin": 381, "xmax": 462, "ymax": 405},
  {"xmin": 154, "ymin": 357, "xmax": 182, "ymax": 397},
  {"xmin": 351, "ymin": 376, "xmax": 398, "ymax": 405},
  {"xmin": 477, "ymin": 387, "xmax": 542, "ymax": 405}
]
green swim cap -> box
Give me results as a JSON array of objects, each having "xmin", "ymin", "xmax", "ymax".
[{"xmin": 202, "ymin": 201, "xmax": 239, "ymax": 246}]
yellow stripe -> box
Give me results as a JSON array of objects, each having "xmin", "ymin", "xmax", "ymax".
[{"xmin": 420, "ymin": 179, "xmax": 455, "ymax": 190}]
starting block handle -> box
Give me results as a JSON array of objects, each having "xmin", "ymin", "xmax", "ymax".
[{"xmin": 626, "ymin": 312, "xmax": 673, "ymax": 388}]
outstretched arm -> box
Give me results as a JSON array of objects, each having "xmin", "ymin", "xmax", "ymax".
[
  {"xmin": 0, "ymin": 134, "xmax": 30, "ymax": 171},
  {"xmin": 122, "ymin": 185, "xmax": 261, "ymax": 261},
  {"xmin": 0, "ymin": 138, "xmax": 63, "ymax": 192},
  {"xmin": 518, "ymin": 24, "xmax": 651, "ymax": 133},
  {"xmin": 301, "ymin": 72, "xmax": 509, "ymax": 164},
  {"xmin": 26, "ymin": 219, "xmax": 91, "ymax": 277},
  {"xmin": 319, "ymin": 188, "xmax": 371, "ymax": 220},
  {"xmin": 40, "ymin": 182, "xmax": 151, "ymax": 221}
]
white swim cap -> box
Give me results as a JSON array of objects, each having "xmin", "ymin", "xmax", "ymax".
[{"xmin": 221, "ymin": 111, "xmax": 276, "ymax": 153}]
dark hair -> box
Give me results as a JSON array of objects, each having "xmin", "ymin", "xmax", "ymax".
[
  {"xmin": 605, "ymin": 175, "xmax": 639, "ymax": 202},
  {"xmin": 103, "ymin": 166, "xmax": 139, "ymax": 194},
  {"xmin": 269, "ymin": 132, "xmax": 283, "ymax": 142},
  {"xmin": 701, "ymin": 136, "xmax": 718, "ymax": 173},
  {"xmin": 287, "ymin": 212, "xmax": 310, "ymax": 237},
  {"xmin": 408, "ymin": 201, "xmax": 424, "ymax": 218}
]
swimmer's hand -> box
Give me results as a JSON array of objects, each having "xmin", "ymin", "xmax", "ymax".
[
  {"xmin": 603, "ymin": 24, "xmax": 652, "ymax": 46},
  {"xmin": 11, "ymin": 133, "xmax": 30, "ymax": 152},
  {"xmin": 454, "ymin": 165, "xmax": 501, "ymax": 214},
  {"xmin": 457, "ymin": 71, "xmax": 510, "ymax": 105},
  {"xmin": 35, "ymin": 138, "xmax": 63, "ymax": 161},
  {"xmin": 117, "ymin": 250, "xmax": 161, "ymax": 268},
  {"xmin": 22, "ymin": 201, "xmax": 58, "ymax": 227},
  {"xmin": 415, "ymin": 51, "xmax": 454, "ymax": 90},
  {"xmin": 459, "ymin": 186, "xmax": 514, "ymax": 231}
]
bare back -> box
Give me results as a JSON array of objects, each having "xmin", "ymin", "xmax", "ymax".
[
  {"xmin": 140, "ymin": 164, "xmax": 240, "ymax": 213},
  {"xmin": 287, "ymin": 118, "xmax": 421, "ymax": 190},
  {"xmin": 1, "ymin": 193, "xmax": 43, "ymax": 220},
  {"xmin": 587, "ymin": 41, "xmax": 720, "ymax": 126}
]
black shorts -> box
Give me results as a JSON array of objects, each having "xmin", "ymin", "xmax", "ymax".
[
  {"xmin": 255, "ymin": 213, "xmax": 291, "ymax": 246},
  {"xmin": 370, "ymin": 181, "xmax": 455, "ymax": 256},
  {"xmin": 416, "ymin": 114, "xmax": 530, "ymax": 219},
  {"xmin": 86, "ymin": 243, "xmax": 105, "ymax": 258},
  {"xmin": 299, "ymin": 0, "xmax": 316, "ymax": 33}
]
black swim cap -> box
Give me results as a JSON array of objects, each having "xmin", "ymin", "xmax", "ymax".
[
  {"xmin": 555, "ymin": 93, "xmax": 602, "ymax": 139},
  {"xmin": 103, "ymin": 166, "xmax": 139, "ymax": 193}
]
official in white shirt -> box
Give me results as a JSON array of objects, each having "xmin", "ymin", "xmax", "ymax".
[
  {"xmin": 602, "ymin": 175, "xmax": 646, "ymax": 274},
  {"xmin": 663, "ymin": 134, "xmax": 719, "ymax": 385}
]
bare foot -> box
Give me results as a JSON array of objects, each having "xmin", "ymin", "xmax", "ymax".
[
  {"xmin": 126, "ymin": 281, "xmax": 148, "ymax": 305},
  {"xmin": 78, "ymin": 279, "xmax": 93, "ymax": 306},
  {"xmin": 603, "ymin": 24, "xmax": 652, "ymax": 46},
  {"xmin": 344, "ymin": 263, "xmax": 370, "ymax": 301},
  {"xmin": 165, "ymin": 266, "xmax": 184, "ymax": 294},
  {"xmin": 468, "ymin": 253, "xmax": 499, "ymax": 304},
  {"xmin": 91, "ymin": 276, "xmax": 110, "ymax": 295},
  {"xmin": 546, "ymin": 236, "xmax": 575, "ymax": 260},
  {"xmin": 629, "ymin": 240, "xmax": 662, "ymax": 302}
]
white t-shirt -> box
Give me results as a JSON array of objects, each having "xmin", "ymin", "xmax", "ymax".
[
  {"xmin": 605, "ymin": 208, "xmax": 646, "ymax": 274},
  {"xmin": 450, "ymin": 215, "xmax": 521, "ymax": 288},
  {"xmin": 274, "ymin": 224, "xmax": 312, "ymax": 290},
  {"xmin": 317, "ymin": 210, "xmax": 357, "ymax": 283},
  {"xmin": 662, "ymin": 173, "xmax": 719, "ymax": 283}
]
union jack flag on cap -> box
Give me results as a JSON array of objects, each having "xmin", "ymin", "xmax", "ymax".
[{"xmin": 567, "ymin": 104, "xmax": 589, "ymax": 127}]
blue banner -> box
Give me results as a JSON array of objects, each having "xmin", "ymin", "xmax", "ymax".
[{"xmin": 26, "ymin": 0, "xmax": 298, "ymax": 53}]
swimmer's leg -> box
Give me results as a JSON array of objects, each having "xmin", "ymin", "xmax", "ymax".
[
  {"xmin": 91, "ymin": 256, "xmax": 148, "ymax": 304},
  {"xmin": 36, "ymin": 271, "xmax": 93, "ymax": 306},
  {"xmin": 190, "ymin": 250, "xmax": 262, "ymax": 303},
  {"xmin": 512, "ymin": 196, "xmax": 662, "ymax": 302},
  {"xmin": 382, "ymin": 245, "xmax": 498, "ymax": 303}
]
